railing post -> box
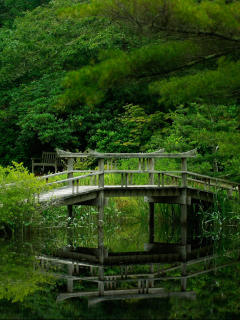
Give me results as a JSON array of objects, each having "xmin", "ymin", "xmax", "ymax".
[
  {"xmin": 181, "ymin": 158, "xmax": 187, "ymax": 188},
  {"xmin": 98, "ymin": 158, "xmax": 104, "ymax": 189},
  {"xmin": 149, "ymin": 158, "xmax": 154, "ymax": 185},
  {"xmin": 68, "ymin": 158, "xmax": 74, "ymax": 188},
  {"xmin": 67, "ymin": 263, "xmax": 73, "ymax": 293},
  {"xmin": 181, "ymin": 157, "xmax": 187, "ymax": 291},
  {"xmin": 98, "ymin": 158, "xmax": 105, "ymax": 296}
]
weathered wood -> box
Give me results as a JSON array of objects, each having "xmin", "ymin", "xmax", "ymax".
[
  {"xmin": 57, "ymin": 148, "xmax": 197, "ymax": 159},
  {"xmin": 130, "ymin": 173, "xmax": 133, "ymax": 185},
  {"xmin": 181, "ymin": 158, "xmax": 187, "ymax": 188},
  {"xmin": 98, "ymin": 158, "xmax": 105, "ymax": 299},
  {"xmin": 227, "ymin": 187, "xmax": 233, "ymax": 197},
  {"xmin": 87, "ymin": 150, "xmax": 197, "ymax": 159},
  {"xmin": 149, "ymin": 203, "xmax": 154, "ymax": 243},
  {"xmin": 32, "ymin": 151, "xmax": 64, "ymax": 173},
  {"xmin": 88, "ymin": 291, "xmax": 196, "ymax": 306},
  {"xmin": 78, "ymin": 198, "xmax": 108, "ymax": 206},
  {"xmin": 67, "ymin": 263, "xmax": 73, "ymax": 293},
  {"xmin": 187, "ymin": 260, "xmax": 240, "ymax": 278},
  {"xmin": 46, "ymin": 171, "xmax": 103, "ymax": 186},
  {"xmin": 181, "ymin": 157, "xmax": 188, "ymax": 292},
  {"xmin": 68, "ymin": 158, "xmax": 74, "ymax": 188},
  {"xmin": 144, "ymin": 243, "xmax": 191, "ymax": 254},
  {"xmin": 98, "ymin": 266, "xmax": 104, "ymax": 296},
  {"xmin": 149, "ymin": 264, "xmax": 154, "ymax": 288},
  {"xmin": 126, "ymin": 173, "xmax": 129, "ymax": 187},
  {"xmin": 144, "ymin": 196, "xmax": 191, "ymax": 205},
  {"xmin": 39, "ymin": 171, "xmax": 69, "ymax": 179},
  {"xmin": 56, "ymin": 148, "xmax": 88, "ymax": 158},
  {"xmin": 187, "ymin": 171, "xmax": 239, "ymax": 186},
  {"xmin": 57, "ymin": 287, "xmax": 165, "ymax": 303},
  {"xmin": 63, "ymin": 247, "xmax": 108, "ymax": 258},
  {"xmin": 105, "ymin": 170, "xmax": 184, "ymax": 173},
  {"xmin": 149, "ymin": 158, "xmax": 154, "ymax": 185}
]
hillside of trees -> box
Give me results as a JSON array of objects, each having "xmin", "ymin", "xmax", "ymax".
[{"xmin": 1, "ymin": 0, "xmax": 240, "ymax": 181}]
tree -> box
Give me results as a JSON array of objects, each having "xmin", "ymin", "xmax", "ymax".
[
  {"xmin": 0, "ymin": 0, "xmax": 51, "ymax": 27},
  {"xmin": 57, "ymin": 0, "xmax": 240, "ymax": 107}
]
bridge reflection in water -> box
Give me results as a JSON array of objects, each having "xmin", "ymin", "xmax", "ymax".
[{"xmin": 36, "ymin": 148, "xmax": 240, "ymax": 306}]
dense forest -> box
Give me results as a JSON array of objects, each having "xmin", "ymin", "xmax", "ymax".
[
  {"xmin": 2, "ymin": 2, "xmax": 240, "ymax": 318},
  {"xmin": 1, "ymin": 0, "xmax": 240, "ymax": 181}
]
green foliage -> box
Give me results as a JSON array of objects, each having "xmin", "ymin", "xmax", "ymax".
[
  {"xmin": 151, "ymin": 58, "xmax": 240, "ymax": 106},
  {"xmin": 0, "ymin": 0, "xmax": 51, "ymax": 28},
  {"xmin": 145, "ymin": 103, "xmax": 240, "ymax": 180},
  {"xmin": 58, "ymin": 0, "xmax": 240, "ymax": 39},
  {"xmin": 56, "ymin": 0, "xmax": 240, "ymax": 108},
  {"xmin": 57, "ymin": 41, "xmax": 204, "ymax": 107},
  {"xmin": 0, "ymin": 243, "xmax": 54, "ymax": 302},
  {"xmin": 0, "ymin": 162, "xmax": 48, "ymax": 229}
]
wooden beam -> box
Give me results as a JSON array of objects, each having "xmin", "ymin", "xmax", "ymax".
[
  {"xmin": 75, "ymin": 198, "xmax": 108, "ymax": 206},
  {"xmin": 144, "ymin": 196, "xmax": 191, "ymax": 205},
  {"xmin": 104, "ymin": 186, "xmax": 182, "ymax": 198},
  {"xmin": 144, "ymin": 243, "xmax": 191, "ymax": 254},
  {"xmin": 56, "ymin": 287, "xmax": 165, "ymax": 303},
  {"xmin": 59, "ymin": 192, "xmax": 98, "ymax": 206},
  {"xmin": 88, "ymin": 291, "xmax": 197, "ymax": 306},
  {"xmin": 56, "ymin": 148, "xmax": 197, "ymax": 159}
]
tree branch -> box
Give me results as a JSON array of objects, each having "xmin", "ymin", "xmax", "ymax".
[
  {"xmin": 134, "ymin": 48, "xmax": 239, "ymax": 81},
  {"xmin": 151, "ymin": 25, "xmax": 240, "ymax": 43}
]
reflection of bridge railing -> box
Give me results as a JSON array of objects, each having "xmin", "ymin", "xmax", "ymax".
[{"xmin": 37, "ymin": 245, "xmax": 240, "ymax": 306}]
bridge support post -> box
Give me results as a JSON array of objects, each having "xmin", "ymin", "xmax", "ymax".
[
  {"xmin": 149, "ymin": 158, "xmax": 155, "ymax": 243},
  {"xmin": 98, "ymin": 158, "xmax": 105, "ymax": 296},
  {"xmin": 181, "ymin": 157, "xmax": 187, "ymax": 291},
  {"xmin": 149, "ymin": 203, "xmax": 154, "ymax": 243},
  {"xmin": 67, "ymin": 205, "xmax": 74, "ymax": 246}
]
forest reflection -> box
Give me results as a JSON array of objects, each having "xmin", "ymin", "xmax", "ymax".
[{"xmin": 1, "ymin": 198, "xmax": 240, "ymax": 319}]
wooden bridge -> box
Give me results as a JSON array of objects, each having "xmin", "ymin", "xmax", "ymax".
[{"xmin": 36, "ymin": 148, "xmax": 240, "ymax": 305}]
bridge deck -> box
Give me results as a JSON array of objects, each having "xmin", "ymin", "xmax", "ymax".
[{"xmin": 39, "ymin": 184, "xmax": 216, "ymax": 206}]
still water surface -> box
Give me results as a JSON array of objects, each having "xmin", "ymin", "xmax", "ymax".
[{"xmin": 1, "ymin": 199, "xmax": 240, "ymax": 319}]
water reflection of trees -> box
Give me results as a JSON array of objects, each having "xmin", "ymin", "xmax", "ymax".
[{"xmin": 1, "ymin": 193, "xmax": 240, "ymax": 318}]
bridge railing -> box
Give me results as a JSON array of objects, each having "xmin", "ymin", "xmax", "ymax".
[
  {"xmin": 36, "ymin": 148, "xmax": 240, "ymax": 198},
  {"xmin": 40, "ymin": 171, "xmax": 103, "ymax": 193},
  {"xmin": 38, "ymin": 167, "xmax": 240, "ymax": 199}
]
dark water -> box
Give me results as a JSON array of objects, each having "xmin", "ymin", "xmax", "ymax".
[{"xmin": 1, "ymin": 199, "xmax": 240, "ymax": 319}]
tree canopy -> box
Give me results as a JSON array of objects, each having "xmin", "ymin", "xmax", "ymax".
[
  {"xmin": 57, "ymin": 0, "xmax": 240, "ymax": 107},
  {"xmin": 1, "ymin": 0, "xmax": 240, "ymax": 181}
]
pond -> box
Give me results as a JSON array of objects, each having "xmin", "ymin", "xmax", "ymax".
[{"xmin": 1, "ymin": 195, "xmax": 240, "ymax": 319}]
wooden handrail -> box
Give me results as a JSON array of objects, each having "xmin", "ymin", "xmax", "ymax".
[
  {"xmin": 56, "ymin": 148, "xmax": 197, "ymax": 159},
  {"xmin": 187, "ymin": 171, "xmax": 239, "ymax": 186},
  {"xmin": 46, "ymin": 171, "xmax": 103, "ymax": 186}
]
